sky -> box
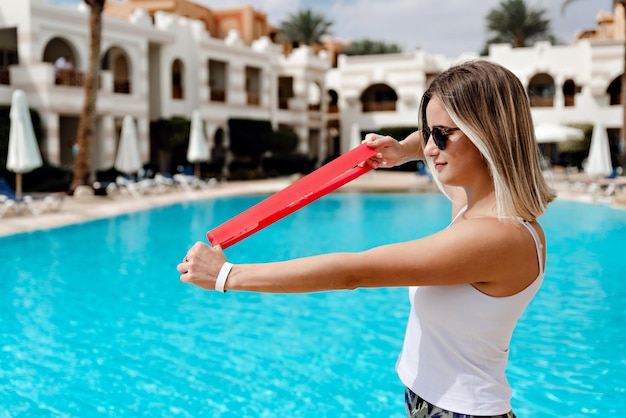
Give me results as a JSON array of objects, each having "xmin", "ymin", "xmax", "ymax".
[{"xmin": 48, "ymin": 0, "xmax": 614, "ymax": 57}]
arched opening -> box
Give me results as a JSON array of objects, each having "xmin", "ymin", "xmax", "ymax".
[
  {"xmin": 326, "ymin": 89, "xmax": 340, "ymax": 157},
  {"xmin": 327, "ymin": 89, "xmax": 338, "ymax": 113},
  {"xmin": 307, "ymin": 81, "xmax": 322, "ymax": 111},
  {"xmin": 562, "ymin": 79, "xmax": 579, "ymax": 107},
  {"xmin": 172, "ymin": 59, "xmax": 184, "ymax": 99},
  {"xmin": 102, "ymin": 46, "xmax": 131, "ymax": 94},
  {"xmin": 528, "ymin": 73, "xmax": 555, "ymax": 107},
  {"xmin": 607, "ymin": 75, "xmax": 621, "ymax": 106},
  {"xmin": 360, "ymin": 83, "xmax": 398, "ymax": 112},
  {"xmin": 43, "ymin": 37, "xmax": 81, "ymax": 86},
  {"xmin": 277, "ymin": 76, "xmax": 293, "ymax": 109}
]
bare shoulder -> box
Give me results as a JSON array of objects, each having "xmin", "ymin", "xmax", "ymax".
[
  {"xmin": 357, "ymin": 216, "xmax": 545, "ymax": 293},
  {"xmin": 443, "ymin": 217, "xmax": 545, "ymax": 296}
]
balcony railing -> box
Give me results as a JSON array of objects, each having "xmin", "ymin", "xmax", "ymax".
[
  {"xmin": 211, "ymin": 89, "xmax": 226, "ymax": 102},
  {"xmin": 55, "ymin": 69, "xmax": 85, "ymax": 86},
  {"xmin": 114, "ymin": 80, "xmax": 131, "ymax": 94},
  {"xmin": 362, "ymin": 101, "xmax": 396, "ymax": 112},
  {"xmin": 278, "ymin": 97, "xmax": 289, "ymax": 109},
  {"xmin": 610, "ymin": 94, "xmax": 621, "ymax": 106},
  {"xmin": 247, "ymin": 93, "xmax": 260, "ymax": 106},
  {"xmin": 308, "ymin": 103, "xmax": 321, "ymax": 111},
  {"xmin": 529, "ymin": 96, "xmax": 554, "ymax": 107},
  {"xmin": 172, "ymin": 85, "xmax": 184, "ymax": 99}
]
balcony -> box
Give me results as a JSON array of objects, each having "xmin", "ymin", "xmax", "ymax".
[
  {"xmin": 362, "ymin": 100, "xmax": 396, "ymax": 112},
  {"xmin": 247, "ymin": 93, "xmax": 260, "ymax": 106},
  {"xmin": 55, "ymin": 69, "xmax": 85, "ymax": 87},
  {"xmin": 172, "ymin": 85, "xmax": 184, "ymax": 100},
  {"xmin": 610, "ymin": 94, "xmax": 621, "ymax": 106},
  {"xmin": 529, "ymin": 96, "xmax": 554, "ymax": 107},
  {"xmin": 114, "ymin": 80, "xmax": 131, "ymax": 94},
  {"xmin": 211, "ymin": 89, "xmax": 226, "ymax": 102}
]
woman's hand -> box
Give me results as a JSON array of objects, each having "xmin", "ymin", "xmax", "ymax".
[
  {"xmin": 178, "ymin": 242, "xmax": 228, "ymax": 291},
  {"xmin": 362, "ymin": 131, "xmax": 424, "ymax": 168}
]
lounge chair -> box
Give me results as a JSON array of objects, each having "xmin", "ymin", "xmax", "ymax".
[
  {"xmin": 0, "ymin": 178, "xmax": 64, "ymax": 216},
  {"xmin": 586, "ymin": 177, "xmax": 626, "ymax": 197},
  {"xmin": 173, "ymin": 173, "xmax": 217, "ymax": 192},
  {"xmin": 154, "ymin": 173, "xmax": 177, "ymax": 192},
  {"xmin": 113, "ymin": 175, "xmax": 156, "ymax": 198},
  {"xmin": 0, "ymin": 195, "xmax": 17, "ymax": 218}
]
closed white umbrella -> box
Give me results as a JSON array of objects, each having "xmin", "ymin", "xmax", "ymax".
[
  {"xmin": 584, "ymin": 122, "xmax": 613, "ymax": 178},
  {"xmin": 534, "ymin": 123, "xmax": 584, "ymax": 143},
  {"xmin": 187, "ymin": 109, "xmax": 209, "ymax": 178},
  {"xmin": 114, "ymin": 115, "xmax": 143, "ymax": 176},
  {"xmin": 7, "ymin": 90, "xmax": 43, "ymax": 199}
]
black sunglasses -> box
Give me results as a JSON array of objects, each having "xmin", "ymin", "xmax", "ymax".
[{"xmin": 421, "ymin": 126, "xmax": 461, "ymax": 150}]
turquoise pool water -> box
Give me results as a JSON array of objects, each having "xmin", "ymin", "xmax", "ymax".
[{"xmin": 1, "ymin": 193, "xmax": 625, "ymax": 417}]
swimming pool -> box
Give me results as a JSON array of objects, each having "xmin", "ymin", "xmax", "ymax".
[{"xmin": 1, "ymin": 193, "xmax": 625, "ymax": 417}]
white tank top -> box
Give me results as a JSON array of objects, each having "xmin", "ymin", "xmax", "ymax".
[{"xmin": 395, "ymin": 217, "xmax": 544, "ymax": 415}]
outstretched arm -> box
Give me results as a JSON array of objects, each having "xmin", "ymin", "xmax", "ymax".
[{"xmin": 177, "ymin": 217, "xmax": 541, "ymax": 297}]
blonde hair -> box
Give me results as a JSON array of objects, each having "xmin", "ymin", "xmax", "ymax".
[{"xmin": 419, "ymin": 60, "xmax": 556, "ymax": 221}]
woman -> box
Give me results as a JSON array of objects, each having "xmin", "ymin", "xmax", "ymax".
[{"xmin": 177, "ymin": 60, "xmax": 555, "ymax": 417}]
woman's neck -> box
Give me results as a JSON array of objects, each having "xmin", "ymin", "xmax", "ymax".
[{"xmin": 464, "ymin": 186, "xmax": 497, "ymax": 219}]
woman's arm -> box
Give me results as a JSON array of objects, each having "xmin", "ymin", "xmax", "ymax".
[
  {"xmin": 178, "ymin": 218, "xmax": 541, "ymax": 297},
  {"xmin": 364, "ymin": 131, "xmax": 467, "ymax": 219},
  {"xmin": 363, "ymin": 130, "xmax": 424, "ymax": 168}
]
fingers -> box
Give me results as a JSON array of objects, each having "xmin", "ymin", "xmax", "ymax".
[
  {"xmin": 363, "ymin": 132, "xmax": 388, "ymax": 147},
  {"xmin": 360, "ymin": 133, "xmax": 385, "ymax": 168},
  {"xmin": 178, "ymin": 241, "xmax": 229, "ymax": 290}
]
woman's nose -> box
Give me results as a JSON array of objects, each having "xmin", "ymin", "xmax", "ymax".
[{"xmin": 423, "ymin": 137, "xmax": 439, "ymax": 157}]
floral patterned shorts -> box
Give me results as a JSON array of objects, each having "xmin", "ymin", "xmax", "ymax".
[{"xmin": 405, "ymin": 387, "xmax": 517, "ymax": 418}]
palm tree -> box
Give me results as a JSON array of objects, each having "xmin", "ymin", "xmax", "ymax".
[
  {"xmin": 70, "ymin": 0, "xmax": 105, "ymax": 193},
  {"xmin": 341, "ymin": 39, "xmax": 403, "ymax": 56},
  {"xmin": 278, "ymin": 9, "xmax": 333, "ymax": 46},
  {"xmin": 563, "ymin": 0, "xmax": 626, "ymax": 164},
  {"xmin": 484, "ymin": 0, "xmax": 553, "ymax": 49}
]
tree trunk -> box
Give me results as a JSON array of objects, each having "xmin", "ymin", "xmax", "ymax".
[{"xmin": 70, "ymin": 0, "xmax": 105, "ymax": 193}]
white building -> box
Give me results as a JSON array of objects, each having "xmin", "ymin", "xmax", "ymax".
[
  {"xmin": 0, "ymin": 0, "xmax": 622, "ymax": 177},
  {"xmin": 0, "ymin": 0, "xmax": 330, "ymax": 176},
  {"xmin": 329, "ymin": 40, "xmax": 623, "ymax": 162}
]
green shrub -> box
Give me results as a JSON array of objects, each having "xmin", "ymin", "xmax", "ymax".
[
  {"xmin": 0, "ymin": 163, "xmax": 71, "ymax": 193},
  {"xmin": 28, "ymin": 164, "xmax": 72, "ymax": 192},
  {"xmin": 95, "ymin": 167, "xmax": 121, "ymax": 182},
  {"xmin": 228, "ymin": 118, "xmax": 273, "ymax": 156},
  {"xmin": 0, "ymin": 105, "xmax": 65, "ymax": 191},
  {"xmin": 556, "ymin": 124, "xmax": 593, "ymax": 169},
  {"xmin": 262, "ymin": 154, "xmax": 316, "ymax": 176},
  {"xmin": 151, "ymin": 117, "xmax": 190, "ymax": 150},
  {"xmin": 269, "ymin": 127, "xmax": 299, "ymax": 153},
  {"xmin": 228, "ymin": 158, "xmax": 265, "ymax": 180},
  {"xmin": 556, "ymin": 124, "xmax": 592, "ymax": 153}
]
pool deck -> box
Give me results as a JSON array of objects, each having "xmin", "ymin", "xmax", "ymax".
[{"xmin": 1, "ymin": 171, "xmax": 625, "ymax": 237}]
